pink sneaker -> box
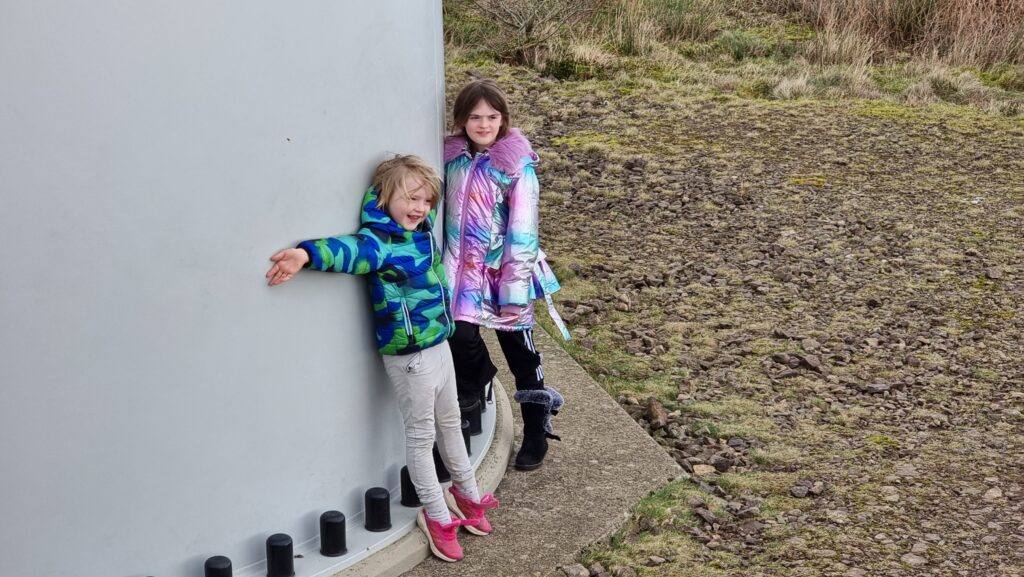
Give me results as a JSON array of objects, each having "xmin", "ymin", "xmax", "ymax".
[
  {"xmin": 445, "ymin": 486, "xmax": 499, "ymax": 536},
  {"xmin": 416, "ymin": 509, "xmax": 478, "ymax": 562}
]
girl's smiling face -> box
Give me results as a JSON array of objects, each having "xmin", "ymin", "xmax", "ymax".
[
  {"xmin": 386, "ymin": 176, "xmax": 432, "ymax": 231},
  {"xmin": 464, "ymin": 100, "xmax": 502, "ymax": 152}
]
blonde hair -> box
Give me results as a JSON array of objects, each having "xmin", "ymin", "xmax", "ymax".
[{"xmin": 372, "ymin": 155, "xmax": 442, "ymax": 209}]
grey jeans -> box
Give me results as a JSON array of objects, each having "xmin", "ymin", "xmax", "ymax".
[{"xmin": 382, "ymin": 341, "xmax": 473, "ymax": 514}]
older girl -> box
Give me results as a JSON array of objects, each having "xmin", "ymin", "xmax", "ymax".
[{"xmin": 443, "ymin": 79, "xmax": 568, "ymax": 471}]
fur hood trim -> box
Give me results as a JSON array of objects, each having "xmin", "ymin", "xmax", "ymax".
[
  {"xmin": 444, "ymin": 128, "xmax": 538, "ymax": 176},
  {"xmin": 513, "ymin": 386, "xmax": 564, "ymax": 439}
]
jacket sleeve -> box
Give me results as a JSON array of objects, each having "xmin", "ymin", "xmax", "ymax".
[
  {"xmin": 498, "ymin": 164, "xmax": 540, "ymax": 307},
  {"xmin": 297, "ymin": 227, "xmax": 387, "ymax": 275}
]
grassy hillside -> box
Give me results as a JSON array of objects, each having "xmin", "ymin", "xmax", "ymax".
[
  {"xmin": 445, "ymin": 0, "xmax": 1024, "ymax": 116},
  {"xmin": 444, "ymin": 2, "xmax": 1023, "ymax": 575}
]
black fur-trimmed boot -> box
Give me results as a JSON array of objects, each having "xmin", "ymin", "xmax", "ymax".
[{"xmin": 514, "ymin": 402, "xmax": 549, "ymax": 471}]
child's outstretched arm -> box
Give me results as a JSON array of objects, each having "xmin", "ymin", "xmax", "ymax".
[
  {"xmin": 266, "ymin": 248, "xmax": 309, "ymax": 286},
  {"xmin": 498, "ymin": 165, "xmax": 541, "ymax": 312},
  {"xmin": 266, "ymin": 229, "xmax": 387, "ymax": 287}
]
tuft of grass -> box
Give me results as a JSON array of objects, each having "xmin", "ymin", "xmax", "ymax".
[
  {"xmin": 866, "ymin": 434, "xmax": 900, "ymax": 449},
  {"xmin": 717, "ymin": 29, "xmax": 772, "ymax": 61},
  {"xmin": 543, "ymin": 58, "xmax": 604, "ymax": 80},
  {"xmin": 787, "ymin": 174, "xmax": 827, "ymax": 187},
  {"xmin": 977, "ymin": 62, "xmax": 1024, "ymax": 91},
  {"xmin": 605, "ymin": 0, "xmax": 660, "ymax": 56},
  {"xmin": 682, "ymin": 396, "xmax": 765, "ymax": 417},
  {"xmin": 930, "ymin": 75, "xmax": 966, "ymax": 103},
  {"xmin": 970, "ymin": 367, "xmax": 1000, "ymax": 382},
  {"xmin": 773, "ymin": 73, "xmax": 812, "ymax": 99},
  {"xmin": 543, "ymin": 40, "xmax": 619, "ymax": 80},
  {"xmin": 635, "ymin": 478, "xmax": 724, "ymax": 524},
  {"xmin": 872, "ymin": 65, "xmax": 913, "ymax": 94},
  {"xmin": 714, "ymin": 471, "xmax": 799, "ymax": 498},
  {"xmin": 748, "ymin": 444, "xmax": 805, "ymax": 467},
  {"xmin": 649, "ymin": 0, "xmax": 721, "ymax": 42},
  {"xmin": 739, "ymin": 77, "xmax": 778, "ymax": 98},
  {"xmin": 688, "ymin": 419, "xmax": 722, "ymax": 438},
  {"xmin": 803, "ymin": 19, "xmax": 877, "ymax": 66},
  {"xmin": 552, "ymin": 130, "xmax": 623, "ymax": 157}
]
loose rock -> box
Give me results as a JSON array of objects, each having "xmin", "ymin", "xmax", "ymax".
[
  {"xmin": 646, "ymin": 555, "xmax": 667, "ymax": 566},
  {"xmin": 692, "ymin": 464, "xmax": 717, "ymax": 476},
  {"xmin": 894, "ymin": 463, "xmax": 918, "ymax": 477},
  {"xmin": 862, "ymin": 382, "xmax": 891, "ymax": 394},
  {"xmin": 983, "ymin": 487, "xmax": 1003, "ymax": 501},
  {"xmin": 901, "ymin": 553, "xmax": 927, "ymax": 567}
]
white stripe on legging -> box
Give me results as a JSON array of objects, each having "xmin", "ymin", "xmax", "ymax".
[{"xmin": 523, "ymin": 330, "xmax": 544, "ymax": 383}]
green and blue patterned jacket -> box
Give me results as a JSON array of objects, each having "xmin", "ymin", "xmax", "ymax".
[{"xmin": 298, "ymin": 186, "xmax": 453, "ymax": 356}]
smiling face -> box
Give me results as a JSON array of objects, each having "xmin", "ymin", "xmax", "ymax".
[
  {"xmin": 452, "ymin": 80, "xmax": 512, "ymax": 153},
  {"xmin": 386, "ymin": 175, "xmax": 432, "ymax": 231},
  {"xmin": 464, "ymin": 99, "xmax": 503, "ymax": 152}
]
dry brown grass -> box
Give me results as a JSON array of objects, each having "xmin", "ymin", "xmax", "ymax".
[
  {"xmin": 649, "ymin": 0, "xmax": 723, "ymax": 42},
  {"xmin": 446, "ymin": 0, "xmax": 1024, "ymax": 116},
  {"xmin": 461, "ymin": 0, "xmax": 604, "ymax": 65},
  {"xmin": 772, "ymin": 72, "xmax": 812, "ymax": 98},
  {"xmin": 931, "ymin": 0, "xmax": 1024, "ymax": 65},
  {"xmin": 769, "ymin": 0, "xmax": 1024, "ymax": 66},
  {"xmin": 568, "ymin": 40, "xmax": 620, "ymax": 68},
  {"xmin": 803, "ymin": 18, "xmax": 879, "ymax": 66},
  {"xmin": 591, "ymin": 0, "xmax": 727, "ymax": 56},
  {"xmin": 606, "ymin": 0, "xmax": 662, "ymax": 56}
]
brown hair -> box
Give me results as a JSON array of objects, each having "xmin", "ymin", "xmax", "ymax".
[
  {"xmin": 372, "ymin": 155, "xmax": 441, "ymax": 209},
  {"xmin": 451, "ymin": 79, "xmax": 511, "ymax": 143}
]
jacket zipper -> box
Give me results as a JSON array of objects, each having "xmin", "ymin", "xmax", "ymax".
[
  {"xmin": 453, "ymin": 152, "xmax": 482, "ymax": 308},
  {"xmin": 400, "ymin": 298, "xmax": 414, "ymax": 337},
  {"xmin": 429, "ymin": 230, "xmax": 452, "ymax": 331}
]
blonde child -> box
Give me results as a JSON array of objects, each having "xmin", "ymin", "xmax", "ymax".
[
  {"xmin": 265, "ymin": 155, "xmax": 497, "ymax": 562},
  {"xmin": 442, "ymin": 80, "xmax": 569, "ymax": 471}
]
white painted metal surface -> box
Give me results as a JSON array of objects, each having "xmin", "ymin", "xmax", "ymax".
[{"xmin": 0, "ymin": 2, "xmax": 447, "ymax": 576}]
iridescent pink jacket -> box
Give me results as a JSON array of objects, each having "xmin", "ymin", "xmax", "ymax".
[{"xmin": 443, "ymin": 129, "xmax": 561, "ymax": 331}]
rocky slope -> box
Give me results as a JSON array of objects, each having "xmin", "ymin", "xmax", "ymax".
[{"xmin": 447, "ymin": 62, "xmax": 1023, "ymax": 577}]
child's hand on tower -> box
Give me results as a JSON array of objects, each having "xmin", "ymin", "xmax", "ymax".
[{"xmin": 266, "ymin": 248, "xmax": 310, "ymax": 286}]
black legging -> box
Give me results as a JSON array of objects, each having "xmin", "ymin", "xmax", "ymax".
[{"xmin": 449, "ymin": 321, "xmax": 544, "ymax": 404}]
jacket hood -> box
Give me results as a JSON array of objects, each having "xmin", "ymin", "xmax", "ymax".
[
  {"xmin": 359, "ymin": 185, "xmax": 437, "ymax": 233},
  {"xmin": 444, "ymin": 128, "xmax": 538, "ymax": 176}
]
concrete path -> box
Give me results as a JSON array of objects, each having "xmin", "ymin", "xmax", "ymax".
[{"xmin": 403, "ymin": 328, "xmax": 681, "ymax": 577}]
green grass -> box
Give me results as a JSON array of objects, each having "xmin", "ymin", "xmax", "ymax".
[
  {"xmin": 635, "ymin": 478, "xmax": 725, "ymax": 524},
  {"xmin": 714, "ymin": 471, "xmax": 798, "ymax": 497},
  {"xmin": 872, "ymin": 66, "xmax": 913, "ymax": 94},
  {"xmin": 787, "ymin": 174, "xmax": 827, "ymax": 187},
  {"xmin": 717, "ymin": 29, "xmax": 772, "ymax": 61},
  {"xmin": 681, "ymin": 396, "xmax": 765, "ymax": 417},
  {"xmin": 866, "ymin": 434, "xmax": 900, "ymax": 450},
  {"xmin": 976, "ymin": 63, "xmax": 1024, "ymax": 92}
]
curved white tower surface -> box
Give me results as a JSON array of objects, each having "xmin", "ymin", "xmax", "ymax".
[{"xmin": 0, "ymin": 2, "xmax": 445, "ymax": 576}]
